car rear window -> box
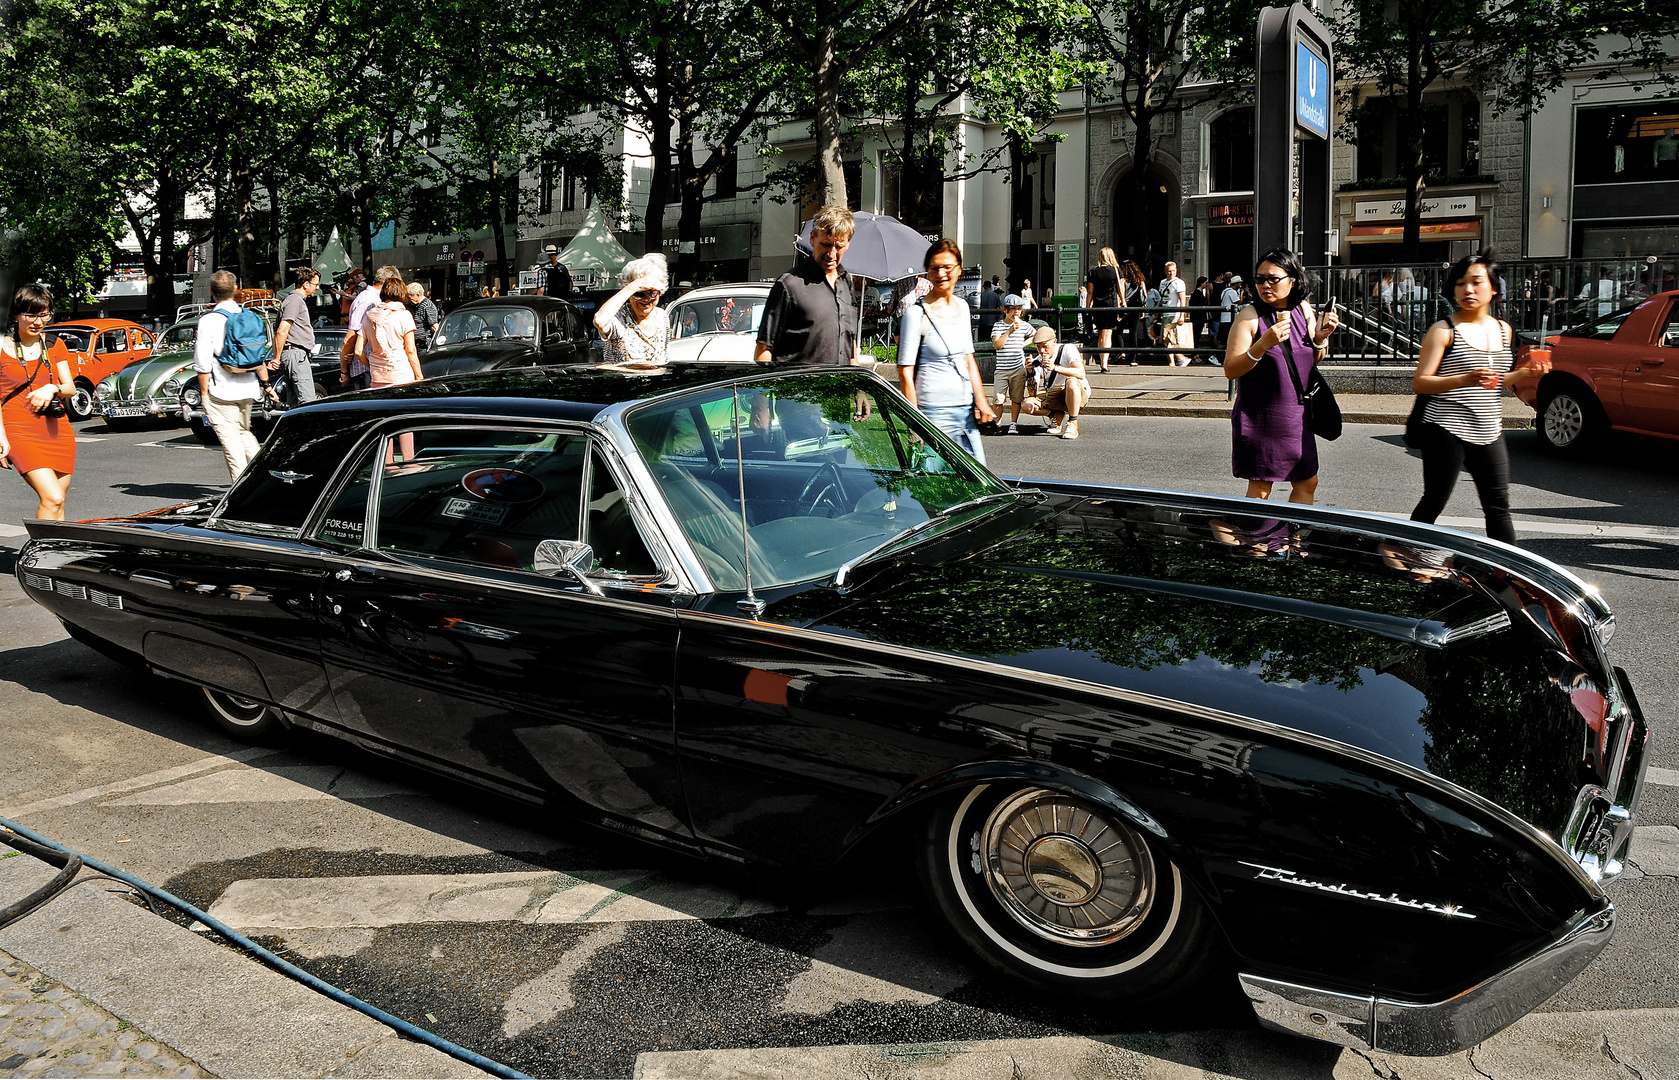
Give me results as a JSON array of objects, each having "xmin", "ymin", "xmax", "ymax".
[{"xmin": 214, "ymin": 410, "xmax": 376, "ymax": 535}]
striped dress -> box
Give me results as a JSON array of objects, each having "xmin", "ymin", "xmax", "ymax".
[{"xmin": 1422, "ymin": 321, "xmax": 1512, "ymax": 446}]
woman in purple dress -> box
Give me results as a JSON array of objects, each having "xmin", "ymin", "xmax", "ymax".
[{"xmin": 1222, "ymin": 249, "xmax": 1339, "ymax": 504}]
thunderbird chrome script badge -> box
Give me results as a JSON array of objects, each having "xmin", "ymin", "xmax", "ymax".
[{"xmin": 1240, "ymin": 862, "xmax": 1476, "ymax": 920}]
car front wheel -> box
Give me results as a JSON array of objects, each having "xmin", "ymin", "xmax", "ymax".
[
  {"xmin": 199, "ymin": 686, "xmax": 286, "ymax": 742},
  {"xmin": 919, "ymin": 783, "xmax": 1219, "ymax": 1000},
  {"xmin": 1538, "ymin": 385, "xmax": 1605, "ymax": 455},
  {"xmin": 66, "ymin": 380, "xmax": 96, "ymax": 422}
]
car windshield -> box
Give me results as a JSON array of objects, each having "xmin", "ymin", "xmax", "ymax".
[
  {"xmin": 1561, "ymin": 307, "xmax": 1636, "ymax": 340},
  {"xmin": 158, "ymin": 323, "xmax": 196, "ymax": 350},
  {"xmin": 668, "ymin": 293, "xmax": 767, "ymax": 338},
  {"xmin": 47, "ymin": 328, "xmax": 91, "ymax": 352},
  {"xmin": 435, "ymin": 307, "xmax": 537, "ymax": 345},
  {"xmin": 312, "ymin": 331, "xmax": 348, "ymax": 357},
  {"xmin": 626, "ymin": 371, "xmax": 1011, "ymax": 590}
]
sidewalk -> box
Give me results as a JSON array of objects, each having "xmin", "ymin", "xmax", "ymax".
[
  {"xmin": 0, "ymin": 848, "xmax": 488, "ymax": 1079},
  {"xmin": 1073, "ymin": 365, "xmax": 1536, "ymax": 427}
]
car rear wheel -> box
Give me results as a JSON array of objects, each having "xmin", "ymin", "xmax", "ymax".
[
  {"xmin": 1538, "ymin": 385, "xmax": 1605, "ymax": 455},
  {"xmin": 200, "ymin": 686, "xmax": 285, "ymax": 742},
  {"xmin": 189, "ymin": 419, "xmax": 220, "ymax": 446},
  {"xmin": 66, "ymin": 380, "xmax": 96, "ymax": 422},
  {"xmin": 918, "ymin": 783, "xmax": 1219, "ymax": 1001}
]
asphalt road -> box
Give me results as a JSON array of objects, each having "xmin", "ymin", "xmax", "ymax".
[{"xmin": 1, "ymin": 412, "xmax": 1676, "ymax": 1078}]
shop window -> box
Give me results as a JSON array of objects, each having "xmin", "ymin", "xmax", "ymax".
[
  {"xmin": 538, "ymin": 162, "xmax": 555, "ymax": 216},
  {"xmin": 1209, "ymin": 108, "xmax": 1254, "ymax": 192},
  {"xmin": 1574, "ymin": 99, "xmax": 1679, "ymax": 185}
]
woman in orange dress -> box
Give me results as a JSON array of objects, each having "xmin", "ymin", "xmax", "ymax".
[{"xmin": 0, "ymin": 284, "xmax": 77, "ymax": 520}]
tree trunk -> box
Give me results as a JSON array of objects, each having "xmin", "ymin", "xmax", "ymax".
[
  {"xmin": 813, "ymin": 26, "xmax": 846, "ymax": 206},
  {"xmin": 490, "ymin": 156, "xmax": 511, "ymax": 295},
  {"xmin": 234, "ymin": 152, "xmax": 258, "ymax": 289},
  {"xmin": 674, "ymin": 115, "xmax": 704, "ymax": 286},
  {"xmin": 641, "ymin": 45, "xmax": 673, "ymax": 259},
  {"xmin": 898, "ymin": 61, "xmax": 917, "ymax": 226},
  {"xmin": 1399, "ymin": 43, "xmax": 1427, "ymax": 260},
  {"xmin": 146, "ymin": 172, "xmax": 180, "ymax": 322},
  {"xmin": 1007, "ymin": 130, "xmax": 1026, "ymax": 293}
]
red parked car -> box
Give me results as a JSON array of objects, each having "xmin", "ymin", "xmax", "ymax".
[
  {"xmin": 1514, "ymin": 290, "xmax": 1679, "ymax": 453},
  {"xmin": 44, "ymin": 318, "xmax": 156, "ymax": 422}
]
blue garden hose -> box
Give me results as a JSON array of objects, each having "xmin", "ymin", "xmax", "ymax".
[{"xmin": 0, "ymin": 815, "xmax": 531, "ymax": 1080}]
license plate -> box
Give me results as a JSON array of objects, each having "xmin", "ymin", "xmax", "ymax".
[{"xmin": 105, "ymin": 405, "xmax": 146, "ymax": 417}]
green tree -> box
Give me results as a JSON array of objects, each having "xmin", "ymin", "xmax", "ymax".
[
  {"xmin": 1082, "ymin": 0, "xmax": 1265, "ymax": 268},
  {"xmin": 1333, "ymin": 0, "xmax": 1679, "ymax": 258}
]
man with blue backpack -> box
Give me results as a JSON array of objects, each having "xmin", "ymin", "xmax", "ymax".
[{"xmin": 193, "ymin": 270, "xmax": 276, "ymax": 479}]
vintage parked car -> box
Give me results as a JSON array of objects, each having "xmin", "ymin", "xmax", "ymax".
[
  {"xmin": 44, "ymin": 318, "xmax": 156, "ymax": 421},
  {"xmin": 665, "ymin": 282, "xmax": 772, "ymax": 364},
  {"xmin": 95, "ymin": 305, "xmax": 275, "ymax": 431},
  {"xmin": 1512, "ymin": 289, "xmax": 1679, "ymax": 454},
  {"xmin": 17, "ymin": 365, "xmax": 1647, "ymax": 1057},
  {"xmin": 420, "ymin": 295, "xmax": 591, "ymax": 378}
]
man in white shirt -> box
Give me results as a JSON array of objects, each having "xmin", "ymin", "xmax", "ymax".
[
  {"xmin": 1218, "ymin": 274, "xmax": 1242, "ymax": 347},
  {"xmin": 341, "ymin": 264, "xmax": 400, "ymax": 390},
  {"xmin": 1160, "ymin": 261, "xmax": 1192, "ymax": 366},
  {"xmin": 194, "ymin": 270, "xmax": 274, "ymax": 480}
]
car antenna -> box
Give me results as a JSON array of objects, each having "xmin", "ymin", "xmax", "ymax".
[{"xmin": 731, "ymin": 386, "xmax": 765, "ymax": 619}]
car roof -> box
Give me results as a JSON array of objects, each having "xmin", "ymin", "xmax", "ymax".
[
  {"xmin": 50, "ymin": 318, "xmax": 149, "ymax": 333},
  {"xmin": 448, "ymin": 296, "xmax": 578, "ymax": 314},
  {"xmin": 670, "ymin": 282, "xmax": 773, "ymax": 302},
  {"xmin": 288, "ymin": 363, "xmax": 847, "ymax": 424}
]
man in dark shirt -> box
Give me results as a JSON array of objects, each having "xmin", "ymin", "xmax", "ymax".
[
  {"xmin": 754, "ymin": 205, "xmax": 862, "ymax": 367},
  {"xmin": 539, "ymin": 247, "xmax": 573, "ymax": 298}
]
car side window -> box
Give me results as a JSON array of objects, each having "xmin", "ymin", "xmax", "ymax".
[
  {"xmin": 584, "ymin": 445, "xmax": 659, "ymax": 579},
  {"xmin": 370, "ymin": 428, "xmax": 588, "ymax": 572},
  {"xmin": 544, "ymin": 309, "xmax": 564, "ymax": 344},
  {"xmin": 1660, "ymin": 303, "xmax": 1679, "ymax": 348},
  {"xmin": 98, "ymin": 329, "xmax": 126, "ymax": 353},
  {"xmin": 311, "ymin": 459, "xmax": 377, "ymax": 549}
]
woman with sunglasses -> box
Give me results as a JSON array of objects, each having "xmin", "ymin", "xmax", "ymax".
[
  {"xmin": 0, "ymin": 284, "xmax": 76, "ymax": 520},
  {"xmin": 594, "ymin": 254, "xmax": 670, "ymax": 370},
  {"xmin": 1223, "ymin": 249, "xmax": 1339, "ymax": 505}
]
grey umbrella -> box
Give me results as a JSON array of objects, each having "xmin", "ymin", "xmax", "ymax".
[
  {"xmin": 797, "ymin": 211, "xmax": 929, "ymax": 282},
  {"xmin": 798, "ymin": 212, "xmax": 930, "ymax": 352}
]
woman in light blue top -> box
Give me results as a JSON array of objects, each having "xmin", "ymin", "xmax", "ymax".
[{"xmin": 898, "ymin": 239, "xmax": 996, "ymax": 463}]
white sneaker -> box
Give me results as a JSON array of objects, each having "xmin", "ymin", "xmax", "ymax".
[
  {"xmin": 1006, "ymin": 423, "xmax": 1018, "ymax": 435},
  {"xmin": 1046, "ymin": 419, "xmax": 1063, "ymax": 436},
  {"xmin": 1062, "ymin": 420, "xmax": 1080, "ymax": 440}
]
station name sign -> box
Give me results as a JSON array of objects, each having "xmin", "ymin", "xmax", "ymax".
[{"xmin": 1295, "ymin": 42, "xmax": 1329, "ymax": 139}]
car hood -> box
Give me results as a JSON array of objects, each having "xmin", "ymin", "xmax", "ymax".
[
  {"xmin": 666, "ymin": 334, "xmax": 757, "ymax": 365},
  {"xmin": 105, "ymin": 352, "xmax": 193, "ymax": 398},
  {"xmin": 764, "ymin": 489, "xmax": 1596, "ymax": 832},
  {"xmin": 421, "ymin": 341, "xmax": 539, "ymax": 377}
]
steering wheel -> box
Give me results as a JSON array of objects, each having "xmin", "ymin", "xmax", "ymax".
[{"xmin": 795, "ymin": 461, "xmax": 847, "ymax": 518}]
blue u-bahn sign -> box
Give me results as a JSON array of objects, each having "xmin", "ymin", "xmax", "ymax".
[{"xmin": 1295, "ymin": 41, "xmax": 1329, "ymax": 139}]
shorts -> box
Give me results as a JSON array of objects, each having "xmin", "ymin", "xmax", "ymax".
[
  {"xmin": 1036, "ymin": 380, "xmax": 1090, "ymax": 415},
  {"xmin": 993, "ymin": 367, "xmax": 1028, "ymax": 405}
]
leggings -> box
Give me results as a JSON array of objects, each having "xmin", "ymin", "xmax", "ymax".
[{"xmin": 1409, "ymin": 421, "xmax": 1515, "ymax": 545}]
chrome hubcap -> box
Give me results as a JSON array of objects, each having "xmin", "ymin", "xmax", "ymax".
[
  {"xmin": 1545, "ymin": 396, "xmax": 1582, "ymax": 445},
  {"xmin": 981, "ymin": 789, "xmax": 1155, "ymax": 946}
]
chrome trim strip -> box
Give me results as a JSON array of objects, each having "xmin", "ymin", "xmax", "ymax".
[
  {"xmin": 672, "ymin": 605, "xmax": 1605, "ymax": 895},
  {"xmin": 1241, "ymin": 905, "xmax": 1615, "ymax": 1056},
  {"xmin": 22, "ymin": 572, "xmax": 52, "ymax": 591}
]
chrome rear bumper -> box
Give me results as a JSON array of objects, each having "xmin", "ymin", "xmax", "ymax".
[{"xmin": 1240, "ymin": 904, "xmax": 1614, "ymax": 1056}]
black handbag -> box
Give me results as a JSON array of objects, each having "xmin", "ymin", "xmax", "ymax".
[
  {"xmin": 1402, "ymin": 395, "xmax": 1428, "ymax": 448},
  {"xmin": 1277, "ymin": 310, "xmax": 1342, "ymax": 441}
]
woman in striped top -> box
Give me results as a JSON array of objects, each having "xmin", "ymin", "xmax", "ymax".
[{"xmin": 1409, "ymin": 251, "xmax": 1551, "ymax": 544}]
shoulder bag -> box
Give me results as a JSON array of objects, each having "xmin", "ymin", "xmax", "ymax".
[{"xmin": 1271, "ymin": 307, "xmax": 1342, "ymax": 441}]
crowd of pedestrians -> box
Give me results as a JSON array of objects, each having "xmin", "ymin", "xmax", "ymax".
[{"xmin": 5, "ymin": 203, "xmax": 1567, "ymax": 551}]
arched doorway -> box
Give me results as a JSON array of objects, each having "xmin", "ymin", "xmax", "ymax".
[{"xmin": 1111, "ymin": 168, "xmax": 1172, "ymax": 275}]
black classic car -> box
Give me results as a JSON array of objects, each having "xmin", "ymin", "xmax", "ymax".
[
  {"xmin": 420, "ymin": 295, "xmax": 592, "ymax": 378},
  {"xmin": 16, "ymin": 366, "xmax": 1648, "ymax": 1056}
]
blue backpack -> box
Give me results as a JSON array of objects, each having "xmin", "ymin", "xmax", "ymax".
[{"xmin": 216, "ymin": 309, "xmax": 269, "ymax": 372}]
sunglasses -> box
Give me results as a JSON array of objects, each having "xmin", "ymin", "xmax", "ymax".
[
  {"xmin": 634, "ymin": 289, "xmax": 661, "ymax": 300},
  {"xmin": 1253, "ymin": 274, "xmax": 1290, "ymax": 286}
]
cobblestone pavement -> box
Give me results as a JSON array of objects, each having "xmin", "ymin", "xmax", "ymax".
[{"xmin": 0, "ymin": 949, "xmax": 207, "ymax": 1078}]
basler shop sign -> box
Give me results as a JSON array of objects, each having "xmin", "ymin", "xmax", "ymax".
[{"xmin": 1354, "ymin": 194, "xmax": 1478, "ymax": 223}]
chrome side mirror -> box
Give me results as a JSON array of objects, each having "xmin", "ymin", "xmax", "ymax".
[{"xmin": 534, "ymin": 539, "xmax": 602, "ymax": 595}]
